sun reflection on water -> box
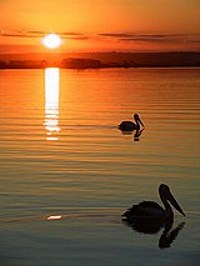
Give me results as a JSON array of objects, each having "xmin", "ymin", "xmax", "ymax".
[{"xmin": 44, "ymin": 67, "xmax": 60, "ymax": 140}]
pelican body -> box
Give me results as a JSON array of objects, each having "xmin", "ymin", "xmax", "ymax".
[
  {"xmin": 118, "ymin": 114, "xmax": 144, "ymax": 131},
  {"xmin": 122, "ymin": 184, "xmax": 185, "ymax": 223}
]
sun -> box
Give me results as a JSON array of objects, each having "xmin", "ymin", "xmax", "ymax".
[{"xmin": 42, "ymin": 33, "xmax": 61, "ymax": 49}]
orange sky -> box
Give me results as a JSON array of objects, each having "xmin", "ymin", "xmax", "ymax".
[{"xmin": 0, "ymin": 0, "xmax": 200, "ymax": 53}]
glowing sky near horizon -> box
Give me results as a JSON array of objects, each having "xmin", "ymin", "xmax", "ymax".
[{"xmin": 0, "ymin": 0, "xmax": 200, "ymax": 53}]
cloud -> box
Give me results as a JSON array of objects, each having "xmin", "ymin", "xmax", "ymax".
[
  {"xmin": 0, "ymin": 30, "xmax": 44, "ymax": 38},
  {"xmin": 58, "ymin": 32, "xmax": 89, "ymax": 40},
  {"xmin": 27, "ymin": 30, "xmax": 45, "ymax": 34},
  {"xmin": 1, "ymin": 29, "xmax": 199, "ymax": 45},
  {"xmin": 98, "ymin": 32, "xmax": 200, "ymax": 44},
  {"xmin": 99, "ymin": 33, "xmax": 135, "ymax": 38},
  {"xmin": 66, "ymin": 36, "xmax": 89, "ymax": 40},
  {"xmin": 0, "ymin": 29, "xmax": 89, "ymax": 40},
  {"xmin": 59, "ymin": 32, "xmax": 84, "ymax": 36}
]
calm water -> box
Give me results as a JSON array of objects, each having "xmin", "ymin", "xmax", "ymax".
[{"xmin": 0, "ymin": 68, "xmax": 199, "ymax": 266}]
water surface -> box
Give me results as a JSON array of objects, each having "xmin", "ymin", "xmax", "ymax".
[{"xmin": 0, "ymin": 68, "xmax": 199, "ymax": 265}]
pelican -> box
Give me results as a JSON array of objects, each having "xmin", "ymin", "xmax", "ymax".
[
  {"xmin": 122, "ymin": 184, "xmax": 185, "ymax": 222},
  {"xmin": 118, "ymin": 114, "xmax": 145, "ymax": 131}
]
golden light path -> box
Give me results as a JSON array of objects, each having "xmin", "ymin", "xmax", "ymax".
[{"xmin": 44, "ymin": 67, "xmax": 60, "ymax": 140}]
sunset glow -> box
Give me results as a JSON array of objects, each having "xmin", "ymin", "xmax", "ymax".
[{"xmin": 0, "ymin": 0, "xmax": 199, "ymax": 54}]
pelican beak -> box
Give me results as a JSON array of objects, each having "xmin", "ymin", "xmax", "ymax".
[
  {"xmin": 138, "ymin": 117, "xmax": 145, "ymax": 128},
  {"xmin": 169, "ymin": 193, "xmax": 186, "ymax": 216}
]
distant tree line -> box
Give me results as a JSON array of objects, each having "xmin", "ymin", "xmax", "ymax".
[{"xmin": 0, "ymin": 52, "xmax": 200, "ymax": 69}]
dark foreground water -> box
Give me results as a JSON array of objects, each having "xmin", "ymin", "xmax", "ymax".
[{"xmin": 0, "ymin": 68, "xmax": 199, "ymax": 266}]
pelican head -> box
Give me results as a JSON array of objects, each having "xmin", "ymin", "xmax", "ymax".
[{"xmin": 159, "ymin": 184, "xmax": 185, "ymax": 217}]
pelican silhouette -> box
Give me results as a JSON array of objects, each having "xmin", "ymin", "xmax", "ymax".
[
  {"xmin": 118, "ymin": 114, "xmax": 145, "ymax": 132},
  {"xmin": 121, "ymin": 184, "xmax": 185, "ymax": 222},
  {"xmin": 122, "ymin": 184, "xmax": 186, "ymax": 249}
]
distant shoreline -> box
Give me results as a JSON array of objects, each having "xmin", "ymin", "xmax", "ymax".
[
  {"xmin": 1, "ymin": 65, "xmax": 200, "ymax": 70},
  {"xmin": 0, "ymin": 52, "xmax": 200, "ymax": 69}
]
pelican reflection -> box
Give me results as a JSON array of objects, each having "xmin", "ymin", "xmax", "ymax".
[
  {"xmin": 123, "ymin": 215, "xmax": 185, "ymax": 249},
  {"xmin": 44, "ymin": 67, "xmax": 60, "ymax": 140},
  {"xmin": 120, "ymin": 128, "xmax": 144, "ymax": 142}
]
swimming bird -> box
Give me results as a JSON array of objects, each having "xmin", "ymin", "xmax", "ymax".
[
  {"xmin": 121, "ymin": 184, "xmax": 185, "ymax": 223},
  {"xmin": 118, "ymin": 113, "xmax": 145, "ymax": 131}
]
